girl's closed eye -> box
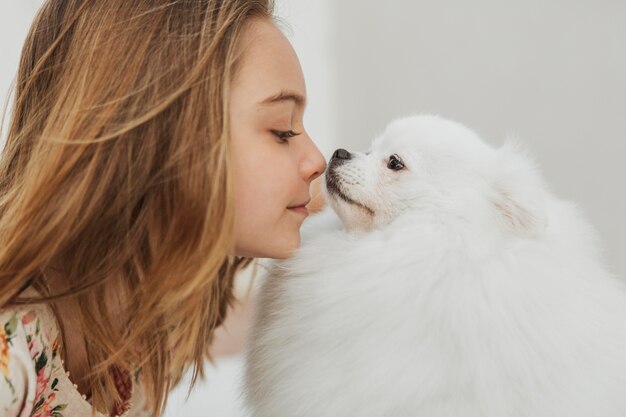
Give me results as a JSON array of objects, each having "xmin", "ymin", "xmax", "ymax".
[{"xmin": 271, "ymin": 129, "xmax": 301, "ymax": 143}]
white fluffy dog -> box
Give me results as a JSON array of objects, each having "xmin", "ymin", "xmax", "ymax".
[{"xmin": 244, "ymin": 115, "xmax": 626, "ymax": 417}]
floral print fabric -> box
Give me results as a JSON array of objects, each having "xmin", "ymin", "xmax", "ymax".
[{"xmin": 1, "ymin": 301, "xmax": 149, "ymax": 417}]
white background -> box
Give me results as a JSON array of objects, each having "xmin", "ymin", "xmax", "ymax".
[{"xmin": 1, "ymin": 1, "xmax": 625, "ymax": 416}]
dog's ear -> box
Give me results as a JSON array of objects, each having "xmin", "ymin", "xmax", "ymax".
[{"xmin": 491, "ymin": 139, "xmax": 548, "ymax": 237}]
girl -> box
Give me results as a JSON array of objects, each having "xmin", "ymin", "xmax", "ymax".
[{"xmin": 0, "ymin": 1, "xmax": 326, "ymax": 416}]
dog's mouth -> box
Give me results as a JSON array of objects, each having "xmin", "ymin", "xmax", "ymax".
[{"xmin": 325, "ymin": 166, "xmax": 375, "ymax": 216}]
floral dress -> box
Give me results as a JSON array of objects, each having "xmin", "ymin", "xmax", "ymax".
[{"xmin": 0, "ymin": 300, "xmax": 151, "ymax": 417}]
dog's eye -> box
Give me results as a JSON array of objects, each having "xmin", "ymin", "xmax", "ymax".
[{"xmin": 387, "ymin": 154, "xmax": 405, "ymax": 171}]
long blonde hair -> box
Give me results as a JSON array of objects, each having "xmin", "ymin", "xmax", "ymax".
[{"xmin": 0, "ymin": 0, "xmax": 273, "ymax": 415}]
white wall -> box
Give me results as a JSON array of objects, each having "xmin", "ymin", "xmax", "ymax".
[
  {"xmin": 0, "ymin": 1, "xmax": 43, "ymax": 144},
  {"xmin": 334, "ymin": 0, "xmax": 626, "ymax": 278}
]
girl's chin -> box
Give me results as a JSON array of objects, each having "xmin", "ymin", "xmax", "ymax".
[{"xmin": 234, "ymin": 235, "xmax": 301, "ymax": 259}]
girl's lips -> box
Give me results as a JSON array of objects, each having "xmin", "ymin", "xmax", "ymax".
[{"xmin": 288, "ymin": 206, "xmax": 309, "ymax": 217}]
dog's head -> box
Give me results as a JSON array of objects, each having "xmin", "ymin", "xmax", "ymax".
[{"xmin": 325, "ymin": 115, "xmax": 548, "ymax": 236}]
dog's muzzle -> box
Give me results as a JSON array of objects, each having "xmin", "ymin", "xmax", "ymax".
[
  {"xmin": 326, "ymin": 148, "xmax": 352, "ymax": 188},
  {"xmin": 331, "ymin": 148, "xmax": 352, "ymax": 162}
]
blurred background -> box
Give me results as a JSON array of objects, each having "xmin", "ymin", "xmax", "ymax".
[{"xmin": 1, "ymin": 1, "xmax": 625, "ymax": 416}]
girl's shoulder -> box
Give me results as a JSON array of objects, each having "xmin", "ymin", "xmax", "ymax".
[
  {"xmin": 1, "ymin": 298, "xmax": 64, "ymax": 417},
  {"xmin": 1, "ymin": 292, "xmax": 150, "ymax": 417}
]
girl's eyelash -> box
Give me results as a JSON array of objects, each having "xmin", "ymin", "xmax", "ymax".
[{"xmin": 271, "ymin": 129, "xmax": 301, "ymax": 142}]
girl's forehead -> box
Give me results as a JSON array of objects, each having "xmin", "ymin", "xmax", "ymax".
[{"xmin": 232, "ymin": 19, "xmax": 306, "ymax": 107}]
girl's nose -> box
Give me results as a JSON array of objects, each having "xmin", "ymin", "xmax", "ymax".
[{"xmin": 302, "ymin": 137, "xmax": 327, "ymax": 182}]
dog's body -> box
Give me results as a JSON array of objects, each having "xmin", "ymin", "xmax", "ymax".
[{"xmin": 244, "ymin": 115, "xmax": 626, "ymax": 417}]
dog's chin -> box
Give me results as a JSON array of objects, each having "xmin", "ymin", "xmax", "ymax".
[
  {"xmin": 327, "ymin": 191, "xmax": 376, "ymax": 233},
  {"xmin": 325, "ymin": 171, "xmax": 377, "ymax": 232}
]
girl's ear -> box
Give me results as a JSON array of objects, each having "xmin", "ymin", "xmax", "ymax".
[{"xmin": 492, "ymin": 139, "xmax": 548, "ymax": 237}]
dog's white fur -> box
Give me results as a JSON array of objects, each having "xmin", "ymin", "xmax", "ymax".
[{"xmin": 244, "ymin": 115, "xmax": 626, "ymax": 417}]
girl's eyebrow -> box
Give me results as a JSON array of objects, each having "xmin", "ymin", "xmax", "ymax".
[{"xmin": 259, "ymin": 90, "xmax": 306, "ymax": 107}]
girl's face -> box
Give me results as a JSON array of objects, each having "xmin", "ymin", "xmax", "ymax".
[{"xmin": 230, "ymin": 19, "xmax": 326, "ymax": 259}]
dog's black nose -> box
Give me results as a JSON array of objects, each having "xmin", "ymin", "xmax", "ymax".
[{"xmin": 331, "ymin": 148, "xmax": 352, "ymax": 160}]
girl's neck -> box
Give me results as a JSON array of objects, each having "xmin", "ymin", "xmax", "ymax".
[
  {"xmin": 43, "ymin": 266, "xmax": 129, "ymax": 404},
  {"xmin": 44, "ymin": 267, "xmax": 92, "ymax": 398}
]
